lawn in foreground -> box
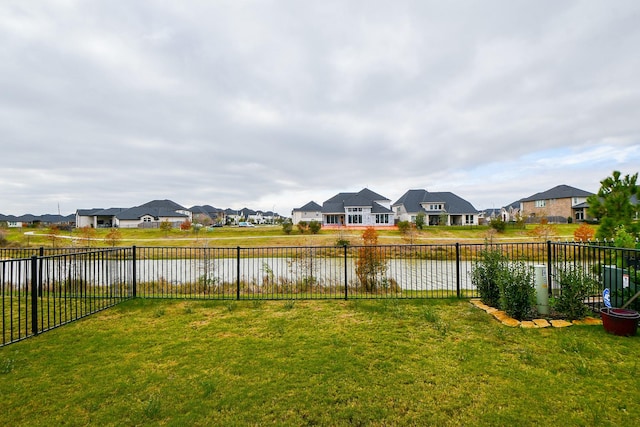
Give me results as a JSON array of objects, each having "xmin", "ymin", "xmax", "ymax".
[{"xmin": 0, "ymin": 298, "xmax": 638, "ymax": 426}]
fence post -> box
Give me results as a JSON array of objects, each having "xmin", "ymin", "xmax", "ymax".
[
  {"xmin": 132, "ymin": 246, "xmax": 137, "ymax": 298},
  {"xmin": 343, "ymin": 244, "xmax": 348, "ymax": 300},
  {"xmin": 31, "ymin": 255, "xmax": 39, "ymax": 336},
  {"xmin": 546, "ymin": 241, "xmax": 552, "ymax": 297},
  {"xmin": 38, "ymin": 246, "xmax": 44, "ymax": 297},
  {"xmin": 455, "ymin": 243, "xmax": 461, "ymax": 298},
  {"xmin": 236, "ymin": 246, "xmax": 241, "ymax": 300}
]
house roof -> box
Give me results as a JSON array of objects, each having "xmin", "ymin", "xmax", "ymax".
[
  {"xmin": 190, "ymin": 205, "xmax": 223, "ymax": 217},
  {"xmin": 293, "ymin": 201, "xmax": 322, "ymax": 212},
  {"xmin": 77, "ymin": 208, "xmax": 104, "ymax": 216},
  {"xmin": 240, "ymin": 208, "xmax": 257, "ymax": 216},
  {"xmin": 0, "ymin": 213, "xmax": 74, "ymax": 223},
  {"xmin": 116, "ymin": 207, "xmax": 188, "ymax": 221},
  {"xmin": 138, "ymin": 199, "xmax": 187, "ymax": 211},
  {"xmin": 520, "ymin": 185, "xmax": 593, "ymax": 202},
  {"xmin": 393, "ymin": 189, "xmax": 478, "ymax": 214},
  {"xmin": 322, "ymin": 188, "xmax": 392, "ymax": 214},
  {"xmin": 95, "ymin": 208, "xmax": 127, "ymax": 216}
]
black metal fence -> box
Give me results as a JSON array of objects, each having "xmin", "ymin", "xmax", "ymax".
[
  {"xmin": 132, "ymin": 243, "xmax": 551, "ymax": 300},
  {"xmin": 1, "ymin": 248, "xmax": 132, "ymax": 346},
  {"xmin": 549, "ymin": 242, "xmax": 640, "ymax": 311},
  {"xmin": 2, "ymin": 242, "xmax": 639, "ymax": 347}
]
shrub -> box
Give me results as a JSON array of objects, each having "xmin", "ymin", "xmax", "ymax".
[
  {"xmin": 489, "ymin": 218, "xmax": 507, "ymax": 233},
  {"xmin": 471, "ymin": 248, "xmax": 506, "ymax": 308},
  {"xmin": 308, "ymin": 220, "xmax": 321, "ymax": 234},
  {"xmin": 573, "ymin": 223, "xmax": 595, "ymax": 242},
  {"xmin": 498, "ymin": 261, "xmax": 535, "ymax": 320},
  {"xmin": 282, "ymin": 221, "xmax": 293, "ymax": 235},
  {"xmin": 553, "ymin": 265, "xmax": 596, "ymax": 320},
  {"xmin": 397, "ymin": 221, "xmax": 411, "ymax": 234},
  {"xmin": 355, "ymin": 227, "xmax": 388, "ymax": 292},
  {"xmin": 296, "ymin": 221, "xmax": 309, "ymax": 234},
  {"xmin": 335, "ymin": 238, "xmax": 350, "ymax": 247}
]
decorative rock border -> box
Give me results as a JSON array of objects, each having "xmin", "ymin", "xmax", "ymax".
[{"xmin": 470, "ymin": 299, "xmax": 602, "ymax": 328}]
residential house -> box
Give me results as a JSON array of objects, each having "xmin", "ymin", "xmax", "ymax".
[
  {"xmin": 76, "ymin": 208, "xmax": 127, "ymax": 228},
  {"xmin": 478, "ymin": 208, "xmax": 501, "ymax": 225},
  {"xmin": 520, "ymin": 185, "xmax": 594, "ymax": 223},
  {"xmin": 393, "ymin": 189, "xmax": 479, "ymax": 226},
  {"xmin": 0, "ymin": 214, "xmax": 24, "ymax": 228},
  {"xmin": 1, "ymin": 213, "xmax": 74, "ymax": 228},
  {"xmin": 76, "ymin": 200, "xmax": 190, "ymax": 229},
  {"xmin": 500, "ymin": 201, "xmax": 522, "ymax": 223},
  {"xmin": 224, "ymin": 209, "xmax": 242, "ymax": 225},
  {"xmin": 291, "ymin": 201, "xmax": 322, "ymax": 225},
  {"xmin": 322, "ymin": 188, "xmax": 394, "ymax": 227},
  {"xmin": 259, "ymin": 211, "xmax": 279, "ymax": 224},
  {"xmin": 239, "ymin": 208, "xmax": 263, "ymax": 224},
  {"xmin": 190, "ymin": 205, "xmax": 225, "ymax": 225},
  {"xmin": 115, "ymin": 200, "xmax": 190, "ymax": 228}
]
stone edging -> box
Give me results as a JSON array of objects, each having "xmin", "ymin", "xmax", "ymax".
[{"xmin": 470, "ymin": 299, "xmax": 603, "ymax": 328}]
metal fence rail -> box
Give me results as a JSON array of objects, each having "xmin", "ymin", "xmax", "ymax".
[
  {"xmin": 133, "ymin": 243, "xmax": 551, "ymax": 300},
  {"xmin": 1, "ymin": 248, "xmax": 133, "ymax": 346},
  {"xmin": 2, "ymin": 241, "xmax": 639, "ymax": 347},
  {"xmin": 549, "ymin": 242, "xmax": 640, "ymax": 311}
]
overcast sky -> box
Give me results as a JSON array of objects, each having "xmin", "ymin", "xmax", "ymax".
[{"xmin": 1, "ymin": 1, "xmax": 639, "ymax": 217}]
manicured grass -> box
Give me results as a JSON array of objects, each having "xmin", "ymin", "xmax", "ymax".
[
  {"xmin": 4, "ymin": 222, "xmax": 589, "ymax": 248},
  {"xmin": 0, "ymin": 298, "xmax": 637, "ymax": 426}
]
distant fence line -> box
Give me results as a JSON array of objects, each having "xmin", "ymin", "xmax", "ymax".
[{"xmin": 1, "ymin": 242, "xmax": 639, "ymax": 347}]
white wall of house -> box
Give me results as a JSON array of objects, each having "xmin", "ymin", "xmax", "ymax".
[
  {"xmin": 392, "ymin": 205, "xmax": 410, "ymax": 222},
  {"xmin": 116, "ymin": 215, "xmax": 188, "ymax": 228},
  {"xmin": 344, "ymin": 207, "xmax": 393, "ymax": 227},
  {"xmin": 76, "ymin": 215, "xmax": 96, "ymax": 228},
  {"xmin": 292, "ymin": 210, "xmax": 322, "ymax": 225}
]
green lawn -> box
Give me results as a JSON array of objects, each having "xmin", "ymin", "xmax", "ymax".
[
  {"xmin": 0, "ymin": 298, "xmax": 637, "ymax": 426},
  {"xmin": 4, "ymin": 222, "xmax": 588, "ymax": 248}
]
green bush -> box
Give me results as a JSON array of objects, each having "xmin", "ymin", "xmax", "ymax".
[
  {"xmin": 397, "ymin": 221, "xmax": 411, "ymax": 234},
  {"xmin": 282, "ymin": 221, "xmax": 293, "ymax": 235},
  {"xmin": 489, "ymin": 218, "xmax": 507, "ymax": 232},
  {"xmin": 499, "ymin": 261, "xmax": 535, "ymax": 320},
  {"xmin": 471, "ymin": 248, "xmax": 506, "ymax": 308},
  {"xmin": 308, "ymin": 220, "xmax": 321, "ymax": 234},
  {"xmin": 552, "ymin": 265, "xmax": 596, "ymax": 320}
]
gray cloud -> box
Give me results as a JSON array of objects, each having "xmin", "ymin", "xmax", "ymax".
[{"xmin": 1, "ymin": 1, "xmax": 640, "ymax": 216}]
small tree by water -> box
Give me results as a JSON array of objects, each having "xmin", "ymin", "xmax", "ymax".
[{"xmin": 356, "ymin": 227, "xmax": 388, "ymax": 292}]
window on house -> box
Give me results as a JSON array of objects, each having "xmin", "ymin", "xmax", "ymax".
[
  {"xmin": 326, "ymin": 215, "xmax": 339, "ymax": 224},
  {"xmin": 465, "ymin": 215, "xmax": 474, "ymax": 224},
  {"xmin": 535, "ymin": 200, "xmax": 546, "ymax": 208},
  {"xmin": 375, "ymin": 214, "xmax": 389, "ymax": 224},
  {"xmin": 347, "ymin": 214, "xmax": 362, "ymax": 224}
]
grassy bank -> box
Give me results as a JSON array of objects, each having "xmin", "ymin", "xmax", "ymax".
[
  {"xmin": 0, "ymin": 298, "xmax": 636, "ymax": 426},
  {"xmin": 3, "ymin": 223, "xmax": 587, "ymax": 248}
]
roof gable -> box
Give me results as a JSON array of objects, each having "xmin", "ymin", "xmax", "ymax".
[
  {"xmin": 393, "ymin": 189, "xmax": 477, "ymax": 214},
  {"xmin": 521, "ymin": 185, "xmax": 593, "ymax": 202},
  {"xmin": 293, "ymin": 201, "xmax": 322, "ymax": 212},
  {"xmin": 322, "ymin": 188, "xmax": 390, "ymax": 213},
  {"xmin": 139, "ymin": 199, "xmax": 187, "ymax": 211}
]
